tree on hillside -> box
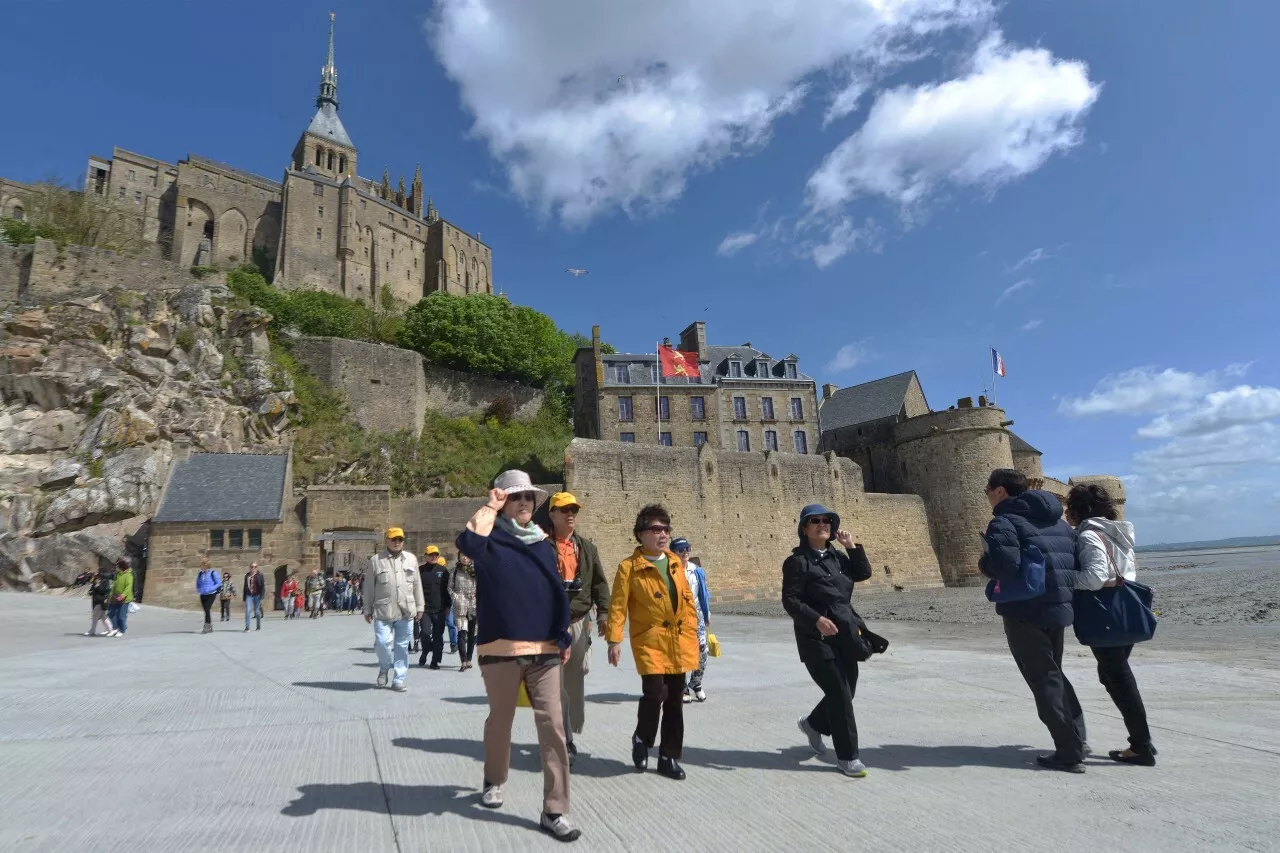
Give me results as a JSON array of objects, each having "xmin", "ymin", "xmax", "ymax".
[
  {"xmin": 397, "ymin": 293, "xmax": 582, "ymax": 388},
  {"xmin": 11, "ymin": 178, "xmax": 148, "ymax": 254}
]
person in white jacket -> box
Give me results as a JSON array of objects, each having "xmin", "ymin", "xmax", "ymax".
[
  {"xmin": 364, "ymin": 527, "xmax": 425, "ymax": 693},
  {"xmin": 1066, "ymin": 484, "xmax": 1156, "ymax": 766}
]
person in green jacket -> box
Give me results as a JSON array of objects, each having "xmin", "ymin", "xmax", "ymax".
[{"xmin": 107, "ymin": 558, "xmax": 135, "ymax": 636}]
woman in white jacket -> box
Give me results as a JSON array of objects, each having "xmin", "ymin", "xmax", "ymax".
[{"xmin": 1066, "ymin": 484, "xmax": 1156, "ymax": 766}]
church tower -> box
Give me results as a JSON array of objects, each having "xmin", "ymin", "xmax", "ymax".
[{"xmin": 290, "ymin": 13, "xmax": 357, "ymax": 180}]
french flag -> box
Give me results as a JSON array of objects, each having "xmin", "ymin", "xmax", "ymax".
[{"xmin": 992, "ymin": 348, "xmax": 1007, "ymax": 378}]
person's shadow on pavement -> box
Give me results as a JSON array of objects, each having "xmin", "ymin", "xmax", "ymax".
[
  {"xmin": 393, "ymin": 736, "xmax": 632, "ymax": 779},
  {"xmin": 281, "ymin": 781, "xmax": 531, "ymax": 830},
  {"xmin": 291, "ymin": 680, "xmax": 375, "ymax": 692}
]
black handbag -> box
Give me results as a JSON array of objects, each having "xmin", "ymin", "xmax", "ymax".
[
  {"xmin": 1072, "ymin": 533, "xmax": 1157, "ymax": 648},
  {"xmin": 845, "ymin": 621, "xmax": 890, "ymax": 662}
]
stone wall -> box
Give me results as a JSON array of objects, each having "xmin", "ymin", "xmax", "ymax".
[
  {"xmin": 305, "ymin": 485, "xmax": 391, "ymax": 535},
  {"xmin": 563, "ymin": 439, "xmax": 943, "ymax": 603},
  {"xmin": 144, "ymin": 518, "xmax": 303, "ymax": 610},
  {"xmin": 5, "ymin": 238, "xmax": 218, "ymax": 304},
  {"xmin": 389, "ymin": 484, "xmax": 561, "ymax": 561},
  {"xmin": 893, "ymin": 406, "xmax": 1014, "ymax": 587},
  {"xmin": 291, "ymin": 336, "xmax": 545, "ymax": 435}
]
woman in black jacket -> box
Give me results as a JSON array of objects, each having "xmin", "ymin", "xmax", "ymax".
[{"xmin": 782, "ymin": 503, "xmax": 874, "ymax": 778}]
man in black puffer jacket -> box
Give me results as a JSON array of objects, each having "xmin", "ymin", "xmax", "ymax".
[{"xmin": 979, "ymin": 468, "xmax": 1088, "ymax": 773}]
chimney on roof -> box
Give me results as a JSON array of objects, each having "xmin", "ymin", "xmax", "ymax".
[
  {"xmin": 978, "ymin": 395, "xmax": 989, "ymax": 407},
  {"xmin": 679, "ymin": 321, "xmax": 707, "ymax": 359},
  {"xmin": 742, "ymin": 342, "xmax": 751, "ymax": 348},
  {"xmin": 172, "ymin": 438, "xmax": 192, "ymax": 465},
  {"xmin": 822, "ymin": 383, "xmax": 838, "ymax": 400},
  {"xmin": 957, "ymin": 397, "xmax": 974, "ymax": 408},
  {"xmin": 663, "ymin": 336, "xmax": 671, "ymax": 347}
]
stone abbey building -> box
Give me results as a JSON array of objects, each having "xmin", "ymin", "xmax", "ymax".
[{"xmin": 74, "ymin": 15, "xmax": 492, "ymax": 306}]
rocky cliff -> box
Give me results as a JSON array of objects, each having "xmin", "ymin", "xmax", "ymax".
[{"xmin": 0, "ymin": 283, "xmax": 297, "ymax": 590}]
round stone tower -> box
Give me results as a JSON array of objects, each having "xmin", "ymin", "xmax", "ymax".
[
  {"xmin": 892, "ymin": 402, "xmax": 1015, "ymax": 586},
  {"xmin": 1067, "ymin": 475, "xmax": 1127, "ymax": 520}
]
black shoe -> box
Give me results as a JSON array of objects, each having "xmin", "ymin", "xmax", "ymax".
[
  {"xmin": 418, "ymin": 657, "xmax": 427, "ymax": 667},
  {"xmin": 631, "ymin": 738, "xmax": 648, "ymax": 771},
  {"xmin": 1036, "ymin": 754, "xmax": 1085, "ymax": 774},
  {"xmin": 429, "ymin": 662, "xmax": 441, "ymax": 670},
  {"xmin": 1108, "ymin": 749, "xmax": 1156, "ymax": 766},
  {"xmin": 657, "ymin": 755, "xmax": 686, "ymax": 780},
  {"xmin": 567, "ymin": 739, "xmax": 577, "ymax": 767},
  {"xmin": 450, "ymin": 643, "xmax": 457, "ymax": 654}
]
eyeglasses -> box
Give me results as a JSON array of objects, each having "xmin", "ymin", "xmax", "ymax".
[
  {"xmin": 641, "ymin": 525, "xmax": 672, "ymax": 534},
  {"xmin": 806, "ymin": 517, "xmax": 832, "ymax": 526}
]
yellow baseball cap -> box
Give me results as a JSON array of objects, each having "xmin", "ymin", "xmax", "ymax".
[
  {"xmin": 385, "ymin": 527, "xmax": 405, "ymax": 540},
  {"xmin": 424, "ymin": 545, "xmax": 440, "ymax": 555},
  {"xmin": 549, "ymin": 492, "xmax": 581, "ymax": 510}
]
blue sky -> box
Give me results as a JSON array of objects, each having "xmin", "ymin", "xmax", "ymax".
[{"xmin": 4, "ymin": 1, "xmax": 1278, "ymax": 544}]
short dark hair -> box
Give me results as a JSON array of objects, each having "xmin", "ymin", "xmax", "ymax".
[
  {"xmin": 1066, "ymin": 483, "xmax": 1118, "ymax": 522},
  {"xmin": 987, "ymin": 468, "xmax": 1028, "ymax": 497},
  {"xmin": 633, "ymin": 503, "xmax": 672, "ymax": 542}
]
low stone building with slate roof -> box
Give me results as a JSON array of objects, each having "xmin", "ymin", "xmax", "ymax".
[
  {"xmin": 146, "ymin": 448, "xmax": 306, "ymax": 611},
  {"xmin": 573, "ymin": 320, "xmax": 821, "ymax": 454},
  {"xmin": 818, "ymin": 371, "xmax": 930, "ymax": 492}
]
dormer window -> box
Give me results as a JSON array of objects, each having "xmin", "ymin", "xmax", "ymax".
[
  {"xmin": 729, "ymin": 361, "xmax": 743, "ymax": 378},
  {"xmin": 614, "ymin": 364, "xmax": 631, "ymax": 384},
  {"xmin": 785, "ymin": 362, "xmax": 798, "ymax": 379},
  {"xmin": 757, "ymin": 359, "xmax": 770, "ymax": 376}
]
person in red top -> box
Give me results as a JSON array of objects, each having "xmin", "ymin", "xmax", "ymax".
[{"xmin": 280, "ymin": 573, "xmax": 299, "ymax": 620}]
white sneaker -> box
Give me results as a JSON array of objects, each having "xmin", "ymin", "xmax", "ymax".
[
  {"xmin": 682, "ymin": 690, "xmax": 693, "ymax": 704},
  {"xmin": 798, "ymin": 715, "xmax": 827, "ymax": 755},
  {"xmin": 540, "ymin": 812, "xmax": 582, "ymax": 842},
  {"xmin": 83, "ymin": 632, "xmax": 93, "ymax": 637},
  {"xmin": 376, "ymin": 669, "xmax": 389, "ymax": 688},
  {"xmin": 481, "ymin": 782, "xmax": 504, "ymax": 809},
  {"xmin": 694, "ymin": 688, "xmax": 707, "ymax": 702},
  {"xmin": 838, "ymin": 759, "xmax": 868, "ymax": 778}
]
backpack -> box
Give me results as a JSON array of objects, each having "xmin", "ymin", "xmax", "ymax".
[{"xmin": 984, "ymin": 543, "xmax": 1047, "ymax": 603}]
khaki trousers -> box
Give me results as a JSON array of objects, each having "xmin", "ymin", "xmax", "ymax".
[
  {"xmin": 561, "ymin": 617, "xmax": 591, "ymax": 738},
  {"xmin": 480, "ymin": 656, "xmax": 570, "ymax": 815}
]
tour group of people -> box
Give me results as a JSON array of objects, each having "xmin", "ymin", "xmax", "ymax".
[{"xmin": 355, "ymin": 465, "xmax": 1152, "ymax": 843}]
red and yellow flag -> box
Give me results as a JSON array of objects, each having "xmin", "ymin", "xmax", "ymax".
[{"xmin": 659, "ymin": 345, "xmax": 700, "ymax": 379}]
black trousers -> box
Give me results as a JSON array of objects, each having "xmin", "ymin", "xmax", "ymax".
[
  {"xmin": 803, "ymin": 656, "xmax": 860, "ymax": 761},
  {"xmin": 1003, "ymin": 617, "xmax": 1087, "ymax": 761},
  {"xmin": 636, "ymin": 673, "xmax": 686, "ymax": 759},
  {"xmin": 1092, "ymin": 644, "xmax": 1153, "ymax": 752},
  {"xmin": 419, "ymin": 610, "xmax": 447, "ymax": 665},
  {"xmin": 457, "ymin": 628, "xmax": 475, "ymax": 662},
  {"xmin": 219, "ymin": 599, "xmax": 231, "ymax": 620},
  {"xmin": 199, "ymin": 593, "xmax": 216, "ymax": 624}
]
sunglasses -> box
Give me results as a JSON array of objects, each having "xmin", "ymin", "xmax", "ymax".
[
  {"xmin": 805, "ymin": 517, "xmax": 832, "ymax": 526},
  {"xmin": 554, "ymin": 506, "xmax": 580, "ymax": 514},
  {"xmin": 389, "ymin": 537, "xmax": 405, "ymax": 542},
  {"xmin": 507, "ymin": 493, "xmax": 537, "ymax": 503},
  {"xmin": 641, "ymin": 525, "xmax": 673, "ymax": 535}
]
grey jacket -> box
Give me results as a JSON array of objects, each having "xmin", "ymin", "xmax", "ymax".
[{"xmin": 363, "ymin": 549, "xmax": 424, "ymax": 621}]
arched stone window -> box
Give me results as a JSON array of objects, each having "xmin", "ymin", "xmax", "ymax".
[
  {"xmin": 327, "ymin": 150, "xmax": 335, "ymax": 171},
  {"xmin": 315, "ymin": 146, "xmax": 323, "ymax": 166}
]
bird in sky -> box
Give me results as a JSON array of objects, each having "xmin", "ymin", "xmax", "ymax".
[{"xmin": 565, "ymin": 268, "xmax": 589, "ymax": 277}]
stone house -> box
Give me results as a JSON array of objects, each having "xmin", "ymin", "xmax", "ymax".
[
  {"xmin": 818, "ymin": 370, "xmax": 931, "ymax": 492},
  {"xmin": 573, "ymin": 320, "xmax": 821, "ymax": 454},
  {"xmin": 147, "ymin": 451, "xmax": 302, "ymax": 610}
]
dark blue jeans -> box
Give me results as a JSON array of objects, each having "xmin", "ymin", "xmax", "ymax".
[{"xmin": 108, "ymin": 602, "xmax": 129, "ymax": 633}]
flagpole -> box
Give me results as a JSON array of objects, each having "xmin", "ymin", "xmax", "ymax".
[
  {"xmin": 655, "ymin": 342, "xmax": 661, "ymax": 444},
  {"xmin": 990, "ymin": 345, "xmax": 998, "ymax": 407}
]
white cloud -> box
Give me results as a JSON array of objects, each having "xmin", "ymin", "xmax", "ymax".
[
  {"xmin": 1020, "ymin": 318, "xmax": 1043, "ymax": 332},
  {"xmin": 716, "ymin": 231, "xmax": 760, "ymax": 256},
  {"xmin": 808, "ymin": 216, "xmax": 878, "ymax": 268},
  {"xmin": 826, "ymin": 340, "xmax": 875, "ymax": 373},
  {"xmin": 1132, "ymin": 423, "xmax": 1280, "ymax": 473},
  {"xmin": 804, "ymin": 34, "xmax": 1100, "ymax": 215},
  {"xmin": 1010, "ymin": 246, "xmax": 1049, "ymax": 271},
  {"xmin": 425, "ymin": 1, "xmax": 1043, "ymax": 226},
  {"xmin": 1137, "ymin": 385, "xmax": 1280, "ymax": 439},
  {"xmin": 1058, "ymin": 367, "xmax": 1224, "ymax": 417},
  {"xmin": 996, "ymin": 277, "xmax": 1033, "ymax": 306}
]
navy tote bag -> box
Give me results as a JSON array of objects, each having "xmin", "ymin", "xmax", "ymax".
[{"xmin": 1072, "ymin": 533, "xmax": 1158, "ymax": 647}]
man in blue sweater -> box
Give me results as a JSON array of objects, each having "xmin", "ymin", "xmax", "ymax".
[{"xmin": 979, "ymin": 468, "xmax": 1088, "ymax": 773}]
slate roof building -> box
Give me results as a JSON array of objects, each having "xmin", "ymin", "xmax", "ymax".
[
  {"xmin": 147, "ymin": 449, "xmax": 303, "ymax": 611},
  {"xmin": 573, "ymin": 320, "xmax": 821, "ymax": 454},
  {"xmin": 818, "ymin": 371, "xmax": 931, "ymax": 492}
]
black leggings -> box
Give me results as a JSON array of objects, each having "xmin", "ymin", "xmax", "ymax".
[
  {"xmin": 199, "ymin": 593, "xmax": 216, "ymax": 624},
  {"xmin": 457, "ymin": 628, "xmax": 475, "ymax": 662},
  {"xmin": 1092, "ymin": 644, "xmax": 1154, "ymax": 752}
]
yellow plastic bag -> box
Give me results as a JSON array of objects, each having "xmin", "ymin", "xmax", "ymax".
[
  {"xmin": 707, "ymin": 633, "xmax": 722, "ymax": 658},
  {"xmin": 516, "ymin": 679, "xmax": 532, "ymax": 708}
]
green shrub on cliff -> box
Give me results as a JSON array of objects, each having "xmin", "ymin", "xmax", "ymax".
[{"xmin": 226, "ymin": 265, "xmax": 400, "ymax": 344}]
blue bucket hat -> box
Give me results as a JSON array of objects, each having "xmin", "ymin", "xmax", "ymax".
[{"xmin": 797, "ymin": 503, "xmax": 840, "ymax": 546}]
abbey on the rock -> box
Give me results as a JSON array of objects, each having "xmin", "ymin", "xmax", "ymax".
[{"xmin": 74, "ymin": 15, "xmax": 492, "ymax": 305}]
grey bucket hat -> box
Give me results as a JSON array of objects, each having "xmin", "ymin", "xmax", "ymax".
[{"xmin": 492, "ymin": 469, "xmax": 547, "ymax": 496}]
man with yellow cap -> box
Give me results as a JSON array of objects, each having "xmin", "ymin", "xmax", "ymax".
[
  {"xmin": 425, "ymin": 545, "xmax": 460, "ymax": 654},
  {"xmin": 363, "ymin": 527, "xmax": 424, "ymax": 692},
  {"xmin": 536, "ymin": 491, "xmax": 611, "ymax": 763},
  {"xmin": 418, "ymin": 544, "xmax": 452, "ymax": 669}
]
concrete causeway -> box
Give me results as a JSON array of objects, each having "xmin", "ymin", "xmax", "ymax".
[{"xmin": 2, "ymin": 592, "xmax": 1276, "ymax": 852}]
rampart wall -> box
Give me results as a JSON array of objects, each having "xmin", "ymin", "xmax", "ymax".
[
  {"xmin": 563, "ymin": 439, "xmax": 943, "ymax": 602},
  {"xmin": 0, "ymin": 238, "xmax": 217, "ymax": 305}
]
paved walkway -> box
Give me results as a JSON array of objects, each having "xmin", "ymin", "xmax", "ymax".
[{"xmin": 2, "ymin": 592, "xmax": 1277, "ymax": 852}]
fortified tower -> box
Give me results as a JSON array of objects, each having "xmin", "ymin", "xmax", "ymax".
[
  {"xmin": 892, "ymin": 400, "xmax": 1015, "ymax": 586},
  {"xmin": 1067, "ymin": 475, "xmax": 1127, "ymax": 520}
]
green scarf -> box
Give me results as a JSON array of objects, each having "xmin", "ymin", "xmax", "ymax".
[{"xmin": 497, "ymin": 513, "xmax": 547, "ymax": 545}]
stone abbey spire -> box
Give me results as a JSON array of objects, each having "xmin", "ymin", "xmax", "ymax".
[{"xmin": 318, "ymin": 11, "xmax": 339, "ymax": 109}]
